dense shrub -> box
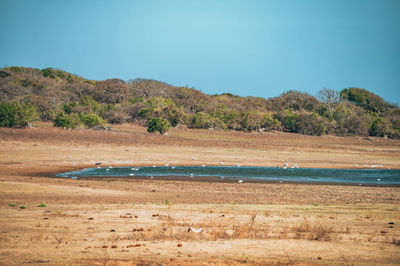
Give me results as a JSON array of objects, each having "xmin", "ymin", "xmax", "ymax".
[
  {"xmin": 191, "ymin": 112, "xmax": 225, "ymax": 129},
  {"xmin": 1, "ymin": 66, "xmax": 398, "ymax": 138},
  {"xmin": 370, "ymin": 117, "xmax": 391, "ymax": 137},
  {"xmin": 282, "ymin": 111, "xmax": 298, "ymax": 132},
  {"xmin": 80, "ymin": 113, "xmax": 106, "ymax": 129},
  {"xmin": 239, "ymin": 111, "xmax": 263, "ymax": 132},
  {"xmin": 266, "ymin": 91, "xmax": 319, "ymax": 112},
  {"xmin": 147, "ymin": 117, "xmax": 171, "ymax": 134},
  {"xmin": 0, "ymin": 101, "xmax": 38, "ymax": 127},
  {"xmin": 340, "ymin": 87, "xmax": 394, "ymax": 113},
  {"xmin": 260, "ymin": 113, "xmax": 281, "ymax": 131},
  {"xmin": 54, "ymin": 113, "xmax": 82, "ymax": 129},
  {"xmin": 104, "ymin": 109, "xmax": 129, "ymax": 124},
  {"xmin": 212, "ymin": 106, "xmax": 239, "ymax": 129},
  {"xmin": 54, "ymin": 113, "xmax": 105, "ymax": 129},
  {"xmin": 295, "ymin": 112, "xmax": 331, "ymax": 136}
]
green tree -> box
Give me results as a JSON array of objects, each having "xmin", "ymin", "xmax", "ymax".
[
  {"xmin": 0, "ymin": 101, "xmax": 38, "ymax": 127},
  {"xmin": 147, "ymin": 117, "xmax": 171, "ymax": 134},
  {"xmin": 370, "ymin": 117, "xmax": 391, "ymax": 137},
  {"xmin": 340, "ymin": 87, "xmax": 395, "ymax": 113},
  {"xmin": 283, "ymin": 110, "xmax": 298, "ymax": 132}
]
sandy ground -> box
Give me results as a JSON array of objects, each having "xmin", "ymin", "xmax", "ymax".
[{"xmin": 0, "ymin": 123, "xmax": 399, "ymax": 265}]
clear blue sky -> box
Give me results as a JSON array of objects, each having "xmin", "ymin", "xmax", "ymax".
[{"xmin": 1, "ymin": 0, "xmax": 399, "ymax": 103}]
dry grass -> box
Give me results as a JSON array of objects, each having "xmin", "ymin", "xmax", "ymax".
[{"xmin": 1, "ymin": 122, "xmax": 399, "ymax": 169}]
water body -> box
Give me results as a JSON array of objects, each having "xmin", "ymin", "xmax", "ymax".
[{"xmin": 57, "ymin": 166, "xmax": 400, "ymax": 185}]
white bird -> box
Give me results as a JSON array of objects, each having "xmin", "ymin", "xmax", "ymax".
[
  {"xmin": 171, "ymin": 166, "xmax": 175, "ymax": 169},
  {"xmin": 129, "ymin": 173, "xmax": 134, "ymax": 176},
  {"xmin": 377, "ymin": 179, "xmax": 381, "ymax": 181},
  {"xmin": 150, "ymin": 176, "xmax": 153, "ymax": 179},
  {"xmin": 152, "ymin": 165, "xmax": 156, "ymax": 167},
  {"xmin": 165, "ymin": 164, "xmax": 169, "ymax": 166},
  {"xmin": 235, "ymin": 163, "xmax": 241, "ymax": 167},
  {"xmin": 238, "ymin": 180, "xmax": 243, "ymax": 183},
  {"xmin": 202, "ymin": 165, "xmax": 206, "ymax": 167},
  {"xmin": 188, "ymin": 227, "xmax": 203, "ymax": 233},
  {"xmin": 106, "ymin": 169, "xmax": 110, "ymax": 171},
  {"xmin": 291, "ymin": 163, "xmax": 299, "ymax": 169}
]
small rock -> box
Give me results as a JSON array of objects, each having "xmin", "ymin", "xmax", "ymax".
[
  {"xmin": 102, "ymin": 245, "xmax": 108, "ymax": 248},
  {"xmin": 388, "ymin": 222, "xmax": 394, "ymax": 225},
  {"xmin": 317, "ymin": 256, "xmax": 322, "ymax": 260},
  {"xmin": 111, "ymin": 245, "xmax": 117, "ymax": 248},
  {"xmin": 110, "ymin": 229, "xmax": 115, "ymax": 232},
  {"xmin": 88, "ymin": 217, "xmax": 94, "ymax": 220},
  {"xmin": 177, "ymin": 243, "xmax": 182, "ymax": 247}
]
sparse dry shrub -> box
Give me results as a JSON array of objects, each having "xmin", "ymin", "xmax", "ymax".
[
  {"xmin": 309, "ymin": 224, "xmax": 333, "ymax": 241},
  {"xmin": 232, "ymin": 223, "xmax": 269, "ymax": 239},
  {"xmin": 249, "ymin": 211, "xmax": 257, "ymax": 225},
  {"xmin": 292, "ymin": 221, "xmax": 333, "ymax": 241}
]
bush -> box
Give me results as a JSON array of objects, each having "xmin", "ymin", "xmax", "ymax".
[
  {"xmin": 295, "ymin": 112, "xmax": 331, "ymax": 136},
  {"xmin": 192, "ymin": 112, "xmax": 224, "ymax": 129},
  {"xmin": 147, "ymin": 117, "xmax": 171, "ymax": 134},
  {"xmin": 261, "ymin": 113, "xmax": 281, "ymax": 131},
  {"xmin": 340, "ymin": 87, "xmax": 395, "ymax": 113},
  {"xmin": 370, "ymin": 117, "xmax": 391, "ymax": 137},
  {"xmin": 0, "ymin": 101, "xmax": 38, "ymax": 127},
  {"xmin": 104, "ymin": 109, "xmax": 129, "ymax": 124},
  {"xmin": 54, "ymin": 113, "xmax": 82, "ymax": 129},
  {"xmin": 80, "ymin": 113, "xmax": 106, "ymax": 129},
  {"xmin": 239, "ymin": 111, "xmax": 263, "ymax": 132},
  {"xmin": 212, "ymin": 106, "xmax": 239, "ymax": 129},
  {"xmin": 283, "ymin": 111, "xmax": 298, "ymax": 132}
]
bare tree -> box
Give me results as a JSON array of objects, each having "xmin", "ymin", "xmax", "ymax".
[{"xmin": 317, "ymin": 88, "xmax": 341, "ymax": 110}]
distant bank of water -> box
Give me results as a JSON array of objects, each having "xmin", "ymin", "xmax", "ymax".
[{"xmin": 57, "ymin": 166, "xmax": 400, "ymax": 185}]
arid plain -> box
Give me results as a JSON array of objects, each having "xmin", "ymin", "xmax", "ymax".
[{"xmin": 0, "ymin": 123, "xmax": 399, "ymax": 265}]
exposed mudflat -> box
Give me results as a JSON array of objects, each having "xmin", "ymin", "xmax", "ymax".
[{"xmin": 0, "ymin": 123, "xmax": 399, "ymax": 265}]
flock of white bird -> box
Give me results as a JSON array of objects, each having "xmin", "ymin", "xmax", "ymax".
[{"xmin": 95, "ymin": 162, "xmax": 306, "ymax": 184}]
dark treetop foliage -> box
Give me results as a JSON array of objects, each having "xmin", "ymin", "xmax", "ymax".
[{"xmin": 0, "ymin": 66, "xmax": 399, "ymax": 138}]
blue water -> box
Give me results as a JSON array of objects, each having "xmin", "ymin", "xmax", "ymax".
[{"xmin": 57, "ymin": 166, "xmax": 400, "ymax": 185}]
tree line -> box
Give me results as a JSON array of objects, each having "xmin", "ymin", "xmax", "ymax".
[{"xmin": 0, "ymin": 66, "xmax": 399, "ymax": 137}]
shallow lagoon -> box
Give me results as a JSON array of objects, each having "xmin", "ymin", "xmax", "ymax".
[{"xmin": 57, "ymin": 166, "xmax": 400, "ymax": 185}]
